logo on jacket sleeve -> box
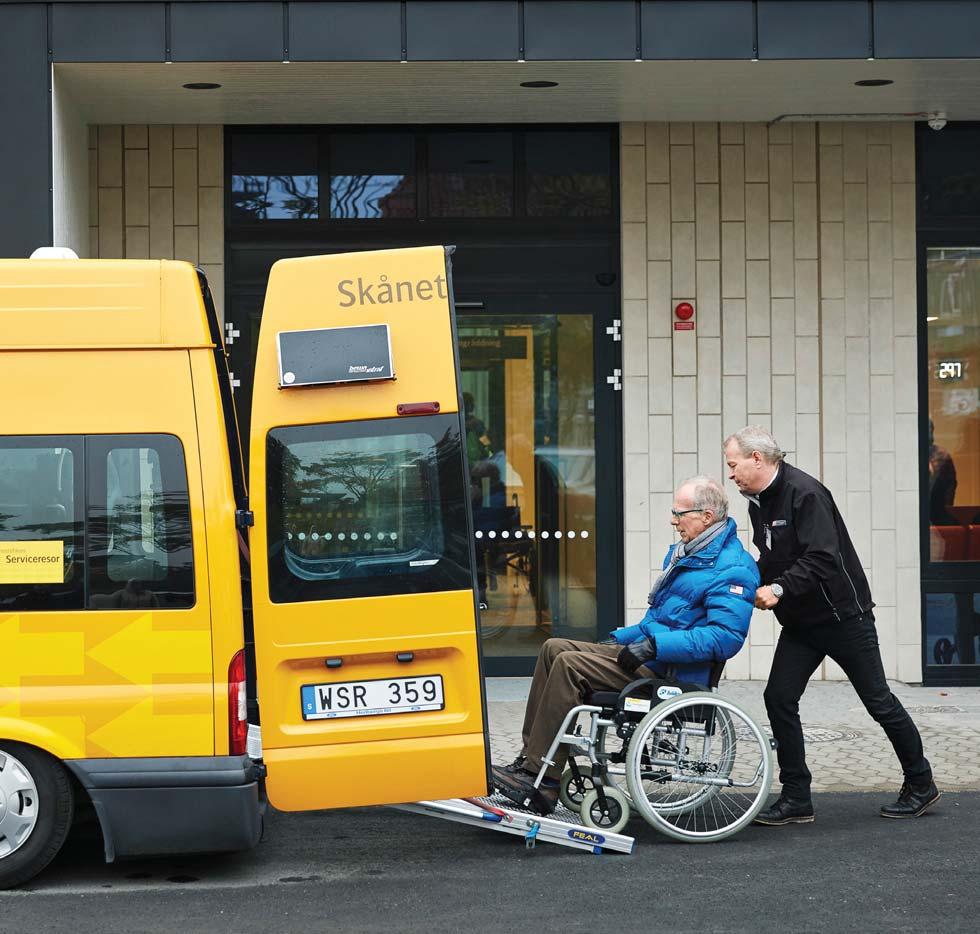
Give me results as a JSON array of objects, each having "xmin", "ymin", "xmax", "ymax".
[{"xmin": 729, "ymin": 585, "xmax": 744, "ymax": 595}]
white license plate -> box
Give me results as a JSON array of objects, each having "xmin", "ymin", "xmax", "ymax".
[{"xmin": 301, "ymin": 674, "xmax": 445, "ymax": 720}]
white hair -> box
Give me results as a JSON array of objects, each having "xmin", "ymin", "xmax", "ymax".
[
  {"xmin": 680, "ymin": 475, "xmax": 729, "ymax": 520},
  {"xmin": 724, "ymin": 425, "xmax": 785, "ymax": 464}
]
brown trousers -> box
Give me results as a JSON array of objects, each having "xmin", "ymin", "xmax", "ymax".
[{"xmin": 520, "ymin": 638, "xmax": 638, "ymax": 778}]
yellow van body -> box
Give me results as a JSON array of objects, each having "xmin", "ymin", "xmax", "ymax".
[
  {"xmin": 0, "ymin": 259, "xmax": 261, "ymax": 880},
  {"xmin": 0, "ymin": 245, "xmax": 490, "ymax": 888}
]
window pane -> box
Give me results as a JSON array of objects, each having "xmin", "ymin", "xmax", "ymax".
[
  {"xmin": 0, "ymin": 438, "xmax": 83, "ymax": 611},
  {"xmin": 230, "ymin": 133, "xmax": 319, "ymax": 221},
  {"xmin": 525, "ymin": 131, "xmax": 612, "ymax": 217},
  {"xmin": 428, "ymin": 132, "xmax": 513, "ymax": 218},
  {"xmin": 926, "ymin": 248, "xmax": 980, "ymax": 563},
  {"xmin": 87, "ymin": 435, "xmax": 195, "ymax": 609},
  {"xmin": 921, "ymin": 126, "xmax": 980, "ymax": 219},
  {"xmin": 329, "ymin": 133, "xmax": 416, "ymax": 219},
  {"xmin": 926, "ymin": 591, "xmax": 980, "ymax": 666},
  {"xmin": 266, "ymin": 415, "xmax": 472, "ymax": 602}
]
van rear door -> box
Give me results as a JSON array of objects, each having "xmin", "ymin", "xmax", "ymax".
[{"xmin": 248, "ymin": 246, "xmax": 490, "ymax": 810}]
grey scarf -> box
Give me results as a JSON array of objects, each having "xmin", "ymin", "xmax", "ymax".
[{"xmin": 647, "ymin": 519, "xmax": 729, "ymax": 605}]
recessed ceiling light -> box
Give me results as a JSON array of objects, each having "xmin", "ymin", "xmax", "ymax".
[
  {"xmin": 520, "ymin": 80, "xmax": 558, "ymax": 89},
  {"xmin": 183, "ymin": 82, "xmax": 221, "ymax": 90},
  {"xmin": 855, "ymin": 79, "xmax": 893, "ymax": 87}
]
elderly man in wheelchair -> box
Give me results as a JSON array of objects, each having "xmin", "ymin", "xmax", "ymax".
[{"xmin": 492, "ymin": 475, "xmax": 774, "ymax": 841}]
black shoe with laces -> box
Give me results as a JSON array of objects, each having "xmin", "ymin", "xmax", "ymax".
[
  {"xmin": 491, "ymin": 766, "xmax": 559, "ymax": 815},
  {"xmin": 880, "ymin": 780, "xmax": 941, "ymax": 819},
  {"xmin": 493, "ymin": 754, "xmax": 528, "ymax": 775},
  {"xmin": 752, "ymin": 794, "xmax": 815, "ymax": 826}
]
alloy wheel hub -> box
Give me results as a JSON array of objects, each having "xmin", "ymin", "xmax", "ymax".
[{"xmin": 0, "ymin": 752, "xmax": 40, "ymax": 859}]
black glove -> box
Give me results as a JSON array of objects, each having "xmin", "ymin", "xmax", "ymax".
[{"xmin": 617, "ymin": 637, "xmax": 657, "ymax": 674}]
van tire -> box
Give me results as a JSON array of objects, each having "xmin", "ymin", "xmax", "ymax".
[{"xmin": 0, "ymin": 742, "xmax": 74, "ymax": 890}]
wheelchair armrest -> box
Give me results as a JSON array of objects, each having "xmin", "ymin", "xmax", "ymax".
[{"xmin": 616, "ymin": 677, "xmax": 658, "ymax": 704}]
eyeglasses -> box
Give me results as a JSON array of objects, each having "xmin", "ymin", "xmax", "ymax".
[{"xmin": 671, "ymin": 508, "xmax": 705, "ymax": 518}]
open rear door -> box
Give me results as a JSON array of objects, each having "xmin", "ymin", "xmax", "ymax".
[{"xmin": 249, "ymin": 246, "xmax": 491, "ymax": 810}]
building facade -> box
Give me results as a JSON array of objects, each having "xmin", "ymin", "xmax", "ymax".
[{"xmin": 3, "ymin": 0, "xmax": 979, "ymax": 683}]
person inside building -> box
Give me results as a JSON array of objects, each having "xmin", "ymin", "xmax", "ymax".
[
  {"xmin": 491, "ymin": 475, "xmax": 759, "ymax": 815},
  {"xmin": 723, "ymin": 425, "xmax": 940, "ymax": 824},
  {"xmin": 927, "ymin": 418, "xmax": 958, "ymax": 526}
]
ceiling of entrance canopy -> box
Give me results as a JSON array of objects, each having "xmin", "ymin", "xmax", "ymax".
[{"xmin": 56, "ymin": 59, "xmax": 980, "ymax": 125}]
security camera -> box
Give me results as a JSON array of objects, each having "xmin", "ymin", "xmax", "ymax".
[{"xmin": 927, "ymin": 112, "xmax": 947, "ymax": 131}]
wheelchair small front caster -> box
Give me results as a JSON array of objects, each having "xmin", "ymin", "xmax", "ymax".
[
  {"xmin": 579, "ymin": 786, "xmax": 631, "ymax": 835},
  {"xmin": 559, "ymin": 764, "xmax": 597, "ymax": 813}
]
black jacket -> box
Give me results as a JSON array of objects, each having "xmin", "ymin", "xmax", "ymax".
[{"xmin": 748, "ymin": 462, "xmax": 874, "ymax": 627}]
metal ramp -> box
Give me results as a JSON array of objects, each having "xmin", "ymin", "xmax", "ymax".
[{"xmin": 394, "ymin": 794, "xmax": 634, "ymax": 855}]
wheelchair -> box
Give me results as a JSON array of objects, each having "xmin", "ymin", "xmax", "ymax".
[{"xmin": 534, "ymin": 662, "xmax": 774, "ymax": 843}]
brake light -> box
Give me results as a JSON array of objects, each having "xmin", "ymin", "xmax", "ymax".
[{"xmin": 228, "ymin": 650, "xmax": 248, "ymax": 756}]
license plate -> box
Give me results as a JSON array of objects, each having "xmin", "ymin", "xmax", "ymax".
[{"xmin": 301, "ymin": 674, "xmax": 445, "ymax": 720}]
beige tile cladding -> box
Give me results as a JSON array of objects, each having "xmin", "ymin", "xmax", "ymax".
[
  {"xmin": 89, "ymin": 125, "xmax": 224, "ymax": 323},
  {"xmin": 621, "ymin": 121, "xmax": 919, "ymax": 682}
]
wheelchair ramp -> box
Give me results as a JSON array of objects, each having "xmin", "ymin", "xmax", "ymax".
[{"xmin": 393, "ymin": 795, "xmax": 634, "ymax": 855}]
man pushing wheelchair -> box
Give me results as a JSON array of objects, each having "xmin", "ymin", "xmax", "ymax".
[{"xmin": 493, "ymin": 475, "xmax": 759, "ymax": 816}]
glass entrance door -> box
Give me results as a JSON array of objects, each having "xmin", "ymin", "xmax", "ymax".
[{"xmin": 458, "ymin": 312, "xmax": 612, "ymax": 673}]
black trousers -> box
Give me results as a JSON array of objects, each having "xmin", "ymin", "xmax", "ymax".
[{"xmin": 764, "ymin": 612, "xmax": 933, "ymax": 800}]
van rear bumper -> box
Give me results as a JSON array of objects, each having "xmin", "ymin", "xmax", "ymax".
[{"xmin": 65, "ymin": 755, "xmax": 266, "ymax": 862}]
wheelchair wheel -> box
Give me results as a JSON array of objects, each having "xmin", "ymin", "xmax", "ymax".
[
  {"xmin": 625, "ymin": 693, "xmax": 772, "ymax": 843},
  {"xmin": 559, "ymin": 764, "xmax": 596, "ymax": 813},
  {"xmin": 579, "ymin": 786, "xmax": 631, "ymax": 835}
]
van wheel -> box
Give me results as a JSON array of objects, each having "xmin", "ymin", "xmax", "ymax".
[{"xmin": 0, "ymin": 743, "xmax": 74, "ymax": 890}]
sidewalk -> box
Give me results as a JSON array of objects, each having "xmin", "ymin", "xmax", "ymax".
[{"xmin": 485, "ymin": 678, "xmax": 980, "ymax": 792}]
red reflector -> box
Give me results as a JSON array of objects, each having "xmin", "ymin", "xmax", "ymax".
[
  {"xmin": 397, "ymin": 401, "xmax": 440, "ymax": 415},
  {"xmin": 228, "ymin": 649, "xmax": 247, "ymax": 756}
]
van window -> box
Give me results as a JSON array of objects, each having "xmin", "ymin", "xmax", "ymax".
[
  {"xmin": 266, "ymin": 414, "xmax": 473, "ymax": 602},
  {"xmin": 0, "ymin": 434, "xmax": 194, "ymax": 612},
  {"xmin": 0, "ymin": 438, "xmax": 84, "ymax": 611},
  {"xmin": 87, "ymin": 435, "xmax": 196, "ymax": 610}
]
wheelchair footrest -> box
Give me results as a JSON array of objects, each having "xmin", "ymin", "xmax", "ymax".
[{"xmin": 392, "ymin": 796, "xmax": 635, "ymax": 855}]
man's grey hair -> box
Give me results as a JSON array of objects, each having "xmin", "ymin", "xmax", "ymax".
[
  {"xmin": 680, "ymin": 475, "xmax": 729, "ymax": 520},
  {"xmin": 724, "ymin": 425, "xmax": 785, "ymax": 463}
]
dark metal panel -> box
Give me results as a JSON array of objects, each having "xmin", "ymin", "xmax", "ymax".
[
  {"xmin": 641, "ymin": 1, "xmax": 754, "ymax": 60},
  {"xmin": 0, "ymin": 5, "xmax": 50, "ymax": 256},
  {"xmin": 875, "ymin": 0, "xmax": 980, "ymax": 58},
  {"xmin": 758, "ymin": 0, "xmax": 869, "ymax": 59},
  {"xmin": 289, "ymin": 1, "xmax": 401, "ymax": 62},
  {"xmin": 524, "ymin": 0, "xmax": 635, "ymax": 61},
  {"xmin": 171, "ymin": 1, "xmax": 283, "ymax": 62},
  {"xmin": 52, "ymin": 2, "xmax": 165, "ymax": 62},
  {"xmin": 406, "ymin": 1, "xmax": 518, "ymax": 61}
]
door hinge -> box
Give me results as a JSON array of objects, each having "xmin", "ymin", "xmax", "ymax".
[
  {"xmin": 605, "ymin": 319, "xmax": 621, "ymax": 342},
  {"xmin": 224, "ymin": 321, "xmax": 241, "ymax": 346},
  {"xmin": 606, "ymin": 368, "xmax": 622, "ymax": 391},
  {"xmin": 236, "ymin": 509, "xmax": 255, "ymax": 530}
]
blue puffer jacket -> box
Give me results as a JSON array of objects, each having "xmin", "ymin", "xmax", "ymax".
[{"xmin": 611, "ymin": 518, "xmax": 759, "ymax": 687}]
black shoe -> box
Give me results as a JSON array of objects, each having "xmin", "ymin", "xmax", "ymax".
[
  {"xmin": 880, "ymin": 781, "xmax": 941, "ymax": 819},
  {"xmin": 491, "ymin": 766, "xmax": 558, "ymax": 815},
  {"xmin": 752, "ymin": 795, "xmax": 815, "ymax": 826},
  {"xmin": 493, "ymin": 754, "xmax": 528, "ymax": 775}
]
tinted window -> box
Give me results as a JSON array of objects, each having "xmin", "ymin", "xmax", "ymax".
[
  {"xmin": 231, "ymin": 132, "xmax": 319, "ymax": 221},
  {"xmin": 920, "ymin": 125, "xmax": 980, "ymax": 220},
  {"xmin": 926, "ymin": 591, "xmax": 980, "ymax": 666},
  {"xmin": 330, "ymin": 133, "xmax": 416, "ymax": 218},
  {"xmin": 428, "ymin": 132, "xmax": 513, "ymax": 218},
  {"xmin": 266, "ymin": 414, "xmax": 472, "ymax": 602},
  {"xmin": 0, "ymin": 434, "xmax": 195, "ymax": 612},
  {"xmin": 0, "ymin": 438, "xmax": 84, "ymax": 611},
  {"xmin": 87, "ymin": 436, "xmax": 196, "ymax": 609},
  {"xmin": 525, "ymin": 131, "xmax": 612, "ymax": 217}
]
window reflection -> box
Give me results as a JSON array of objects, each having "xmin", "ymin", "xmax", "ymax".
[
  {"xmin": 232, "ymin": 175, "xmax": 319, "ymax": 220},
  {"xmin": 230, "ymin": 132, "xmax": 319, "ymax": 221},
  {"xmin": 927, "ymin": 591, "xmax": 980, "ymax": 666},
  {"xmin": 526, "ymin": 131, "xmax": 612, "ymax": 218},
  {"xmin": 329, "ymin": 133, "xmax": 416, "ymax": 218},
  {"xmin": 926, "ymin": 248, "xmax": 980, "ymax": 563},
  {"xmin": 428, "ymin": 132, "xmax": 513, "ymax": 218}
]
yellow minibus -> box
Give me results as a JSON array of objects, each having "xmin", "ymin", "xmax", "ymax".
[{"xmin": 0, "ymin": 246, "xmax": 490, "ymax": 888}]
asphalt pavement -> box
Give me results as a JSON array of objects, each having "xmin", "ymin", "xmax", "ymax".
[{"xmin": 0, "ymin": 792, "xmax": 975, "ymax": 934}]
